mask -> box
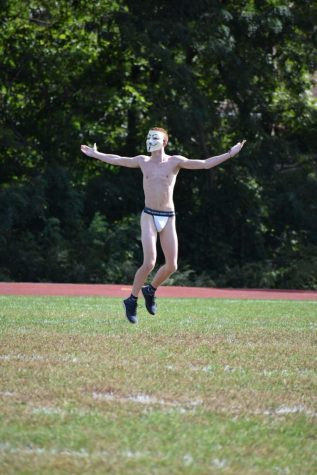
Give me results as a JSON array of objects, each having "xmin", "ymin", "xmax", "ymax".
[{"xmin": 146, "ymin": 130, "xmax": 165, "ymax": 153}]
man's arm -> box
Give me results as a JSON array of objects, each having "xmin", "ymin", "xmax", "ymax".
[
  {"xmin": 177, "ymin": 140, "xmax": 246, "ymax": 170},
  {"xmin": 81, "ymin": 143, "xmax": 141, "ymax": 168}
]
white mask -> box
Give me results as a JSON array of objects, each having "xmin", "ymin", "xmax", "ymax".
[{"xmin": 146, "ymin": 130, "xmax": 165, "ymax": 153}]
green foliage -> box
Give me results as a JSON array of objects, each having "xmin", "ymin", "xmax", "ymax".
[{"xmin": 0, "ymin": 0, "xmax": 316, "ymax": 287}]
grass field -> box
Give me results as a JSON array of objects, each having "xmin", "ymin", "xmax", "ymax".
[{"xmin": 0, "ymin": 295, "xmax": 316, "ymax": 475}]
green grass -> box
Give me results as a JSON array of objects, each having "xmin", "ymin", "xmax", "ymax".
[{"xmin": 0, "ymin": 295, "xmax": 316, "ymax": 475}]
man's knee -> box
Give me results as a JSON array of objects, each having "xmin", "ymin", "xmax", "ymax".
[
  {"xmin": 166, "ymin": 261, "xmax": 178, "ymax": 274},
  {"xmin": 142, "ymin": 259, "xmax": 156, "ymax": 273}
]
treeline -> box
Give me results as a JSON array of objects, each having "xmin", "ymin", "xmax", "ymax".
[{"xmin": 1, "ymin": 0, "xmax": 317, "ymax": 288}]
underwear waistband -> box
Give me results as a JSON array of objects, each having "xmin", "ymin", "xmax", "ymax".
[{"xmin": 143, "ymin": 207, "xmax": 175, "ymax": 217}]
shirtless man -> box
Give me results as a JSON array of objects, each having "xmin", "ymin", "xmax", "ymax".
[{"xmin": 81, "ymin": 128, "xmax": 246, "ymax": 323}]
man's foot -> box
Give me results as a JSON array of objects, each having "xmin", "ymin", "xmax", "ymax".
[
  {"xmin": 142, "ymin": 285, "xmax": 157, "ymax": 315},
  {"xmin": 123, "ymin": 297, "xmax": 138, "ymax": 324}
]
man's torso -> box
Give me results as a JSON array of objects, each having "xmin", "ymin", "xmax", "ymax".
[{"xmin": 139, "ymin": 155, "xmax": 180, "ymax": 211}]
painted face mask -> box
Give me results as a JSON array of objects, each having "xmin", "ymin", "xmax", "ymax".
[{"xmin": 146, "ymin": 130, "xmax": 165, "ymax": 153}]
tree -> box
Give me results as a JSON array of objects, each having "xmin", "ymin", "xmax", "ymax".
[{"xmin": 0, "ymin": 0, "xmax": 316, "ymax": 287}]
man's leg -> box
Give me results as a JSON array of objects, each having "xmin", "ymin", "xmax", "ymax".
[
  {"xmin": 151, "ymin": 216, "xmax": 178, "ymax": 288},
  {"xmin": 124, "ymin": 213, "xmax": 157, "ymax": 323},
  {"xmin": 131, "ymin": 212, "xmax": 157, "ymax": 296}
]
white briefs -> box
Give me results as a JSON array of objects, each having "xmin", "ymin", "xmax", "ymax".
[{"xmin": 143, "ymin": 207, "xmax": 175, "ymax": 233}]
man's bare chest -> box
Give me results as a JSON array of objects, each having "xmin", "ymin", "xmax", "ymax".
[{"xmin": 141, "ymin": 160, "xmax": 178, "ymax": 181}]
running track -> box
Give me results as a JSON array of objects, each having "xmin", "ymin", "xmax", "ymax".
[{"xmin": 0, "ymin": 282, "xmax": 316, "ymax": 300}]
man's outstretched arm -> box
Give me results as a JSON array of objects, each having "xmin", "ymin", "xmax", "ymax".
[
  {"xmin": 81, "ymin": 143, "xmax": 141, "ymax": 168},
  {"xmin": 177, "ymin": 140, "xmax": 246, "ymax": 170}
]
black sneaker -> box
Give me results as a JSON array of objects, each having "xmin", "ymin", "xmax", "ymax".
[
  {"xmin": 123, "ymin": 297, "xmax": 138, "ymax": 324},
  {"xmin": 142, "ymin": 285, "xmax": 157, "ymax": 315}
]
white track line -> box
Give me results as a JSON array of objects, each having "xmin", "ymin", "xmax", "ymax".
[
  {"xmin": 0, "ymin": 353, "xmax": 79, "ymax": 363},
  {"xmin": 92, "ymin": 391, "xmax": 202, "ymax": 410},
  {"xmin": 0, "ymin": 442, "xmax": 152, "ymax": 461}
]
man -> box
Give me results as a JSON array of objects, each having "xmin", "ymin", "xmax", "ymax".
[{"xmin": 81, "ymin": 128, "xmax": 246, "ymax": 323}]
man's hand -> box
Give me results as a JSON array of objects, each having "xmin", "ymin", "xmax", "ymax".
[
  {"xmin": 229, "ymin": 140, "xmax": 247, "ymax": 158},
  {"xmin": 81, "ymin": 143, "xmax": 98, "ymax": 157}
]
